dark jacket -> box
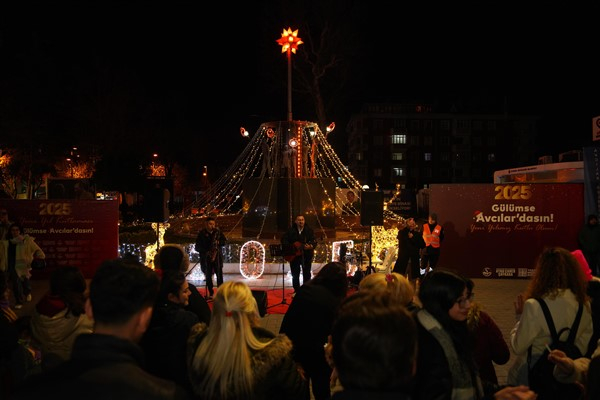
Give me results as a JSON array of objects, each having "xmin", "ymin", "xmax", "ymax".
[
  {"xmin": 187, "ymin": 324, "xmax": 308, "ymax": 400},
  {"xmin": 194, "ymin": 228, "xmax": 226, "ymax": 257},
  {"xmin": 140, "ymin": 300, "xmax": 199, "ymax": 394},
  {"xmin": 412, "ymin": 314, "xmax": 486, "ymax": 400},
  {"xmin": 281, "ymin": 223, "xmax": 317, "ymax": 261},
  {"xmin": 12, "ymin": 333, "xmax": 190, "ymax": 400},
  {"xmin": 397, "ymin": 226, "xmax": 425, "ymax": 257},
  {"xmin": 186, "ymin": 282, "xmax": 211, "ymax": 325},
  {"xmin": 280, "ymin": 283, "xmax": 341, "ymax": 367}
]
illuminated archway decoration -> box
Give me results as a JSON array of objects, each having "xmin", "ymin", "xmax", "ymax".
[{"xmin": 239, "ymin": 240, "xmax": 266, "ymax": 279}]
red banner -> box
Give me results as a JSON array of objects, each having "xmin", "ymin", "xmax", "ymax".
[
  {"xmin": 430, "ymin": 184, "xmax": 584, "ymax": 278},
  {"xmin": 0, "ymin": 199, "xmax": 119, "ymax": 279}
]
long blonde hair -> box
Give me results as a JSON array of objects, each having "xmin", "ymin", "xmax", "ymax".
[{"xmin": 190, "ymin": 281, "xmax": 272, "ymax": 399}]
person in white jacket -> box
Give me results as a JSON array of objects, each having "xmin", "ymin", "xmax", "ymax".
[
  {"xmin": 508, "ymin": 246, "xmax": 593, "ymax": 386},
  {"xmin": 0, "ymin": 222, "xmax": 45, "ymax": 308}
]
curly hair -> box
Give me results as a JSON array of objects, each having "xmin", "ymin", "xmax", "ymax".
[{"xmin": 524, "ymin": 246, "xmax": 589, "ymax": 305}]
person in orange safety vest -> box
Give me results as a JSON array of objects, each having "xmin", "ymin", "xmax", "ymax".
[{"xmin": 420, "ymin": 213, "xmax": 444, "ymax": 276}]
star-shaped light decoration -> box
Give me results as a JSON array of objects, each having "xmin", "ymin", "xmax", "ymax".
[{"xmin": 276, "ymin": 27, "xmax": 303, "ymax": 54}]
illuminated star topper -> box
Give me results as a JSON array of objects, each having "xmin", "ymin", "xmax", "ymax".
[{"xmin": 276, "ymin": 27, "xmax": 303, "ymax": 54}]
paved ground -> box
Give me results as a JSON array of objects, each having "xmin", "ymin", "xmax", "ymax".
[{"xmin": 19, "ymin": 272, "xmax": 529, "ymax": 387}]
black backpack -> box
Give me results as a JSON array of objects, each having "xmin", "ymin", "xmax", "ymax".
[{"xmin": 527, "ymin": 298, "xmax": 583, "ymax": 400}]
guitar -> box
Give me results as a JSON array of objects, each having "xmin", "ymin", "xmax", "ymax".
[{"xmin": 284, "ymin": 241, "xmax": 304, "ymax": 262}]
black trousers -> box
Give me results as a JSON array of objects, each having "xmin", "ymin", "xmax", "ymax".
[
  {"xmin": 289, "ymin": 253, "xmax": 313, "ymax": 291},
  {"xmin": 201, "ymin": 256, "xmax": 223, "ymax": 295},
  {"xmin": 421, "ymin": 246, "xmax": 441, "ymax": 272}
]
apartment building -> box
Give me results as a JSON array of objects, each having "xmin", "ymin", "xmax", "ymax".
[{"xmin": 346, "ymin": 102, "xmax": 539, "ymax": 191}]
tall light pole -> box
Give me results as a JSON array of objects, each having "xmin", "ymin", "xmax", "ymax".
[{"xmin": 276, "ymin": 27, "xmax": 303, "ymax": 178}]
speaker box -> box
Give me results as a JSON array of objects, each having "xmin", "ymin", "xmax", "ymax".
[
  {"xmin": 360, "ymin": 191, "xmax": 384, "ymax": 226},
  {"xmin": 143, "ymin": 188, "xmax": 170, "ymax": 222},
  {"xmin": 252, "ymin": 290, "xmax": 268, "ymax": 317}
]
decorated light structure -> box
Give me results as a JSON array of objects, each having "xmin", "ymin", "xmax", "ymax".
[{"xmin": 276, "ymin": 27, "xmax": 303, "ymax": 123}]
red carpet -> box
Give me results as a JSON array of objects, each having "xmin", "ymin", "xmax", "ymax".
[{"xmin": 196, "ymin": 287, "xmax": 294, "ymax": 315}]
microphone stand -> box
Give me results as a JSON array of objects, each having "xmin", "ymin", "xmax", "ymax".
[{"xmin": 268, "ymin": 244, "xmax": 289, "ymax": 308}]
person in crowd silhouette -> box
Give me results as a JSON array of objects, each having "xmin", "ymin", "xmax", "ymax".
[
  {"xmin": 465, "ymin": 278, "xmax": 510, "ymax": 387},
  {"xmin": 140, "ymin": 270, "xmax": 198, "ymax": 395},
  {"xmin": 0, "ymin": 222, "xmax": 45, "ymax": 309},
  {"xmin": 154, "ymin": 244, "xmax": 211, "ymax": 325},
  {"xmin": 30, "ymin": 266, "xmax": 93, "ymax": 369},
  {"xmin": 578, "ymin": 214, "xmax": 600, "ymax": 276},
  {"xmin": 328, "ymin": 290, "xmax": 417, "ymax": 399},
  {"xmin": 187, "ymin": 280, "xmax": 307, "ymax": 400},
  {"xmin": 0, "ymin": 207, "xmax": 12, "ymax": 241},
  {"xmin": 0, "ymin": 271, "xmax": 41, "ymax": 398},
  {"xmin": 508, "ymin": 246, "xmax": 592, "ymax": 390},
  {"xmin": 12, "ymin": 257, "xmax": 190, "ymax": 400},
  {"xmin": 280, "ymin": 262, "xmax": 348, "ymax": 400}
]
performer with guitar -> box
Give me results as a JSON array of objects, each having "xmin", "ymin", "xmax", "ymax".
[
  {"xmin": 195, "ymin": 217, "xmax": 227, "ymax": 299},
  {"xmin": 281, "ymin": 214, "xmax": 317, "ymax": 294}
]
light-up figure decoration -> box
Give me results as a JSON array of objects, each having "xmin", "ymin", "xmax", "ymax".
[
  {"xmin": 145, "ymin": 222, "xmax": 170, "ymax": 269},
  {"xmin": 239, "ymin": 240, "xmax": 266, "ymax": 279}
]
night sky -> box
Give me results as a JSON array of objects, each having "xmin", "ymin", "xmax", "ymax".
[{"xmin": 1, "ymin": 2, "xmax": 597, "ymax": 177}]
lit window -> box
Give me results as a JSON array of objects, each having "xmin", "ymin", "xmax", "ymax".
[
  {"xmin": 424, "ymin": 153, "xmax": 432, "ymax": 161},
  {"xmin": 391, "ymin": 135, "xmax": 406, "ymax": 144},
  {"xmin": 392, "ymin": 168, "xmax": 404, "ymax": 177},
  {"xmin": 392, "ymin": 152, "xmax": 403, "ymax": 161}
]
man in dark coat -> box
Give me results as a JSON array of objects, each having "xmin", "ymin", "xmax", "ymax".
[
  {"xmin": 281, "ymin": 214, "xmax": 318, "ymax": 293},
  {"xmin": 194, "ymin": 217, "xmax": 227, "ymax": 299},
  {"xmin": 393, "ymin": 217, "xmax": 425, "ymax": 280}
]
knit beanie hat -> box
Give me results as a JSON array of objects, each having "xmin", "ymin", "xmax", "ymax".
[{"xmin": 571, "ymin": 249, "xmax": 593, "ymax": 281}]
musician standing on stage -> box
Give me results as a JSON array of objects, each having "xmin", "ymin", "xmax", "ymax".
[
  {"xmin": 281, "ymin": 214, "xmax": 317, "ymax": 294},
  {"xmin": 195, "ymin": 217, "xmax": 227, "ymax": 299}
]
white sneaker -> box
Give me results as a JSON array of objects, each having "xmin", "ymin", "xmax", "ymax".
[{"xmin": 26, "ymin": 294, "xmax": 32, "ymax": 302}]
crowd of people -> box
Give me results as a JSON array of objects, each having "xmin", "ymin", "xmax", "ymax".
[{"xmin": 2, "ymin": 207, "xmax": 600, "ymax": 399}]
